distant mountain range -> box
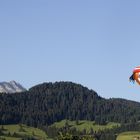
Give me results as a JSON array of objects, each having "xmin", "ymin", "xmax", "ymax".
[{"xmin": 0, "ymin": 80, "xmax": 26, "ymax": 93}]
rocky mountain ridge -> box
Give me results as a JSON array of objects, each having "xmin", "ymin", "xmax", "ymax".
[{"xmin": 0, "ymin": 80, "xmax": 26, "ymax": 93}]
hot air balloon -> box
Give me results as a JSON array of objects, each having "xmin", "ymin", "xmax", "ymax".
[{"xmin": 129, "ymin": 66, "xmax": 140, "ymax": 85}]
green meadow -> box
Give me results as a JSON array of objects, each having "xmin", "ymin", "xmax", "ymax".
[
  {"xmin": 117, "ymin": 131, "xmax": 140, "ymax": 140},
  {"xmin": 0, "ymin": 124, "xmax": 48, "ymax": 140},
  {"xmin": 50, "ymin": 120, "xmax": 120, "ymax": 133}
]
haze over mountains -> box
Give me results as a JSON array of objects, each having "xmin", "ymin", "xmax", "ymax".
[{"xmin": 0, "ymin": 81, "xmax": 26, "ymax": 93}]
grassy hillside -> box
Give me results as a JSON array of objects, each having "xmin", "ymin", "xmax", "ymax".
[
  {"xmin": 0, "ymin": 124, "xmax": 48, "ymax": 140},
  {"xmin": 117, "ymin": 131, "xmax": 140, "ymax": 140},
  {"xmin": 50, "ymin": 120, "xmax": 120, "ymax": 133}
]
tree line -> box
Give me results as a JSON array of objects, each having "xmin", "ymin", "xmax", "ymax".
[{"xmin": 0, "ymin": 81, "xmax": 140, "ymax": 128}]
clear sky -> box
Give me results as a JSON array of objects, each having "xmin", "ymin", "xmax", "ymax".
[{"xmin": 0, "ymin": 0, "xmax": 140, "ymax": 101}]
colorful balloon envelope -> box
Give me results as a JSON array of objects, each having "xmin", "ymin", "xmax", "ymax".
[{"xmin": 130, "ymin": 66, "xmax": 140, "ymax": 85}]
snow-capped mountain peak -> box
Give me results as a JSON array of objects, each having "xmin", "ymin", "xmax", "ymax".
[{"xmin": 0, "ymin": 81, "xmax": 26, "ymax": 93}]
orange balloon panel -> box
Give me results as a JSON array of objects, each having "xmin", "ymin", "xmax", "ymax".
[{"xmin": 133, "ymin": 72, "xmax": 140, "ymax": 85}]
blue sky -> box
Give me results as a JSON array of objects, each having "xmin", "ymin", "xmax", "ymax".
[{"xmin": 0, "ymin": 0, "xmax": 140, "ymax": 101}]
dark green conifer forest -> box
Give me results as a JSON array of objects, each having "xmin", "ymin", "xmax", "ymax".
[{"xmin": 0, "ymin": 82, "xmax": 140, "ymax": 127}]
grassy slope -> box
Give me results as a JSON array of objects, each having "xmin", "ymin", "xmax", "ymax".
[
  {"xmin": 50, "ymin": 120, "xmax": 120, "ymax": 133},
  {"xmin": 0, "ymin": 124, "xmax": 48, "ymax": 140},
  {"xmin": 117, "ymin": 131, "xmax": 140, "ymax": 140},
  {"xmin": 0, "ymin": 121, "xmax": 120, "ymax": 140},
  {"xmin": 0, "ymin": 136, "xmax": 21, "ymax": 140}
]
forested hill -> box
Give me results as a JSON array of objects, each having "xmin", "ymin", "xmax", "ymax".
[{"xmin": 0, "ymin": 81, "xmax": 140, "ymax": 127}]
